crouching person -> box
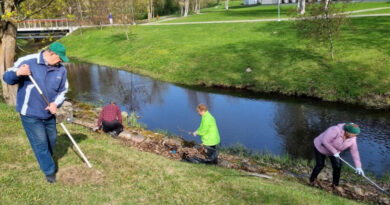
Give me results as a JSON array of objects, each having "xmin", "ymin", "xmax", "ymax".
[
  {"xmin": 185, "ymin": 104, "xmax": 220, "ymax": 164},
  {"xmin": 97, "ymin": 101, "xmax": 123, "ymax": 138}
]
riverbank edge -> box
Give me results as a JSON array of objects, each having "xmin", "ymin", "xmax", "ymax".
[
  {"xmin": 75, "ymin": 99, "xmax": 390, "ymax": 178},
  {"xmin": 0, "ymin": 101, "xmax": 371, "ymax": 205},
  {"xmin": 70, "ymin": 99, "xmax": 390, "ymax": 204},
  {"xmin": 65, "ymin": 56, "xmax": 390, "ymax": 110}
]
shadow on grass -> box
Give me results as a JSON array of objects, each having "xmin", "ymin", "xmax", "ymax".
[
  {"xmin": 106, "ymin": 32, "xmax": 137, "ymax": 44},
  {"xmin": 54, "ymin": 133, "xmax": 88, "ymax": 167}
]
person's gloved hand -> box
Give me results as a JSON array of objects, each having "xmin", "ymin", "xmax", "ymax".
[
  {"xmin": 355, "ymin": 168, "xmax": 365, "ymax": 176},
  {"xmin": 333, "ymin": 152, "xmax": 340, "ymax": 158},
  {"xmin": 192, "ymin": 130, "xmax": 198, "ymax": 137}
]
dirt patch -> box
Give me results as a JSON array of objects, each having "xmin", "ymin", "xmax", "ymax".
[{"xmin": 57, "ymin": 166, "xmax": 105, "ymax": 186}]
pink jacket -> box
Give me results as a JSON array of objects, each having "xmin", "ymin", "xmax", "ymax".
[{"xmin": 314, "ymin": 123, "xmax": 362, "ymax": 168}]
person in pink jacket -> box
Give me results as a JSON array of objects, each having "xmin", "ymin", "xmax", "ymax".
[{"xmin": 310, "ymin": 123, "xmax": 364, "ymax": 187}]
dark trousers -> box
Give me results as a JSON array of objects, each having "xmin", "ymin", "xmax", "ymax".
[
  {"xmin": 310, "ymin": 146, "xmax": 342, "ymax": 186},
  {"xmin": 102, "ymin": 120, "xmax": 123, "ymax": 135},
  {"xmin": 20, "ymin": 115, "xmax": 57, "ymax": 176},
  {"xmin": 204, "ymin": 145, "xmax": 218, "ymax": 164}
]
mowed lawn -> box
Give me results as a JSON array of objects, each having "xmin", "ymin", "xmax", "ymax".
[
  {"xmin": 0, "ymin": 102, "xmax": 364, "ymax": 204},
  {"xmin": 161, "ymin": 1, "xmax": 390, "ymax": 23},
  {"xmin": 61, "ymin": 17, "xmax": 390, "ymax": 107}
]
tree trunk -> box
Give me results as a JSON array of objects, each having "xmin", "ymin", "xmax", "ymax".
[
  {"xmin": 131, "ymin": 4, "xmax": 135, "ymax": 25},
  {"xmin": 184, "ymin": 0, "xmax": 189, "ymax": 17},
  {"xmin": 297, "ymin": 0, "xmax": 305, "ymax": 15},
  {"xmin": 148, "ymin": 0, "xmax": 152, "ymax": 22},
  {"xmin": 324, "ymin": 0, "xmax": 333, "ymax": 60},
  {"xmin": 196, "ymin": 0, "xmax": 201, "ymax": 14},
  {"xmin": 225, "ymin": 0, "xmax": 229, "ymax": 11},
  {"xmin": 329, "ymin": 32, "xmax": 334, "ymax": 60},
  {"xmin": 0, "ymin": 22, "xmax": 17, "ymax": 105},
  {"xmin": 77, "ymin": 0, "xmax": 83, "ymax": 35}
]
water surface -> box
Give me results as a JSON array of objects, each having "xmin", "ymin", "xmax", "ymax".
[{"xmin": 66, "ymin": 62, "xmax": 390, "ymax": 176}]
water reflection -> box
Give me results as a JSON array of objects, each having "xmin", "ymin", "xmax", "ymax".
[
  {"xmin": 66, "ymin": 62, "xmax": 390, "ymax": 176},
  {"xmin": 67, "ymin": 63, "xmax": 169, "ymax": 111}
]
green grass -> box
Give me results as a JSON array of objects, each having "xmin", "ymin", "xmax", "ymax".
[
  {"xmin": 61, "ymin": 17, "xmax": 390, "ymax": 108},
  {"xmin": 0, "ymin": 102, "xmax": 364, "ymax": 204},
  {"xmin": 162, "ymin": 1, "xmax": 390, "ymax": 23}
]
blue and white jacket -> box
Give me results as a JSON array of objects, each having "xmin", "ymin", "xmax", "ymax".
[{"xmin": 3, "ymin": 51, "xmax": 68, "ymax": 119}]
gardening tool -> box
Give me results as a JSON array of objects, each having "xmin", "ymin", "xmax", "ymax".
[
  {"xmin": 28, "ymin": 75, "xmax": 92, "ymax": 168},
  {"xmin": 177, "ymin": 126, "xmax": 193, "ymax": 136},
  {"xmin": 338, "ymin": 156, "xmax": 389, "ymax": 197}
]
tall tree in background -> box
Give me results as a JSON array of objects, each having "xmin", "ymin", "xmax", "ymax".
[
  {"xmin": 0, "ymin": 0, "xmax": 55, "ymax": 105},
  {"xmin": 294, "ymin": 0, "xmax": 349, "ymax": 60},
  {"xmin": 184, "ymin": 0, "xmax": 189, "ymax": 16},
  {"xmin": 297, "ymin": 0, "xmax": 305, "ymax": 15},
  {"xmin": 194, "ymin": 0, "xmax": 200, "ymax": 14},
  {"xmin": 225, "ymin": 0, "xmax": 229, "ymax": 11},
  {"xmin": 147, "ymin": 0, "xmax": 153, "ymax": 22}
]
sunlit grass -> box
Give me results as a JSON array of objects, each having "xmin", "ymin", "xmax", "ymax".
[
  {"xmin": 61, "ymin": 17, "xmax": 390, "ymax": 108},
  {"xmin": 0, "ymin": 102, "xmax": 363, "ymax": 204}
]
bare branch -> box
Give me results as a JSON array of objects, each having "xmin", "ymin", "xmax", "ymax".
[{"xmin": 22, "ymin": 0, "xmax": 55, "ymax": 20}]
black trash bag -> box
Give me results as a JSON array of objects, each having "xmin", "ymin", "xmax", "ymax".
[{"xmin": 182, "ymin": 146, "xmax": 218, "ymax": 165}]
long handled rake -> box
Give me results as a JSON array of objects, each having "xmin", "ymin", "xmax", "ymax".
[
  {"xmin": 338, "ymin": 156, "xmax": 389, "ymax": 197},
  {"xmin": 177, "ymin": 126, "xmax": 192, "ymax": 135},
  {"xmin": 28, "ymin": 75, "xmax": 92, "ymax": 168}
]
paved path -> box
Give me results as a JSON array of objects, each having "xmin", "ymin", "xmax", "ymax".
[
  {"xmin": 142, "ymin": 7, "xmax": 390, "ymax": 26},
  {"xmin": 344, "ymin": 6, "xmax": 390, "ymax": 14}
]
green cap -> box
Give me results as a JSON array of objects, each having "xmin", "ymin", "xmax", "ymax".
[
  {"xmin": 49, "ymin": 42, "xmax": 69, "ymax": 62},
  {"xmin": 343, "ymin": 123, "xmax": 360, "ymax": 134}
]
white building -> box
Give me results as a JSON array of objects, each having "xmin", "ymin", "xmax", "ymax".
[
  {"xmin": 243, "ymin": 0, "xmax": 258, "ymax": 5},
  {"xmin": 246, "ymin": 0, "xmax": 297, "ymax": 5},
  {"xmin": 259, "ymin": 0, "xmax": 279, "ymax": 4}
]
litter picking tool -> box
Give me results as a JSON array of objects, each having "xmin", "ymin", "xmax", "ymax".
[
  {"xmin": 177, "ymin": 126, "xmax": 192, "ymax": 135},
  {"xmin": 338, "ymin": 156, "xmax": 389, "ymax": 197},
  {"xmin": 28, "ymin": 75, "xmax": 92, "ymax": 168}
]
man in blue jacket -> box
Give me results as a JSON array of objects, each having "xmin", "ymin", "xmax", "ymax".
[{"xmin": 3, "ymin": 42, "xmax": 69, "ymax": 183}]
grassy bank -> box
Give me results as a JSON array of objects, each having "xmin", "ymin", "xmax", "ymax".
[
  {"xmin": 61, "ymin": 17, "xmax": 390, "ymax": 108},
  {"xmin": 0, "ymin": 102, "xmax": 364, "ymax": 204}
]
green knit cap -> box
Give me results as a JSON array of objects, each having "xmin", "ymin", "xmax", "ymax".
[{"xmin": 343, "ymin": 123, "xmax": 360, "ymax": 134}]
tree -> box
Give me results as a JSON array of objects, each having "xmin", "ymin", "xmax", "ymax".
[
  {"xmin": 225, "ymin": 0, "xmax": 229, "ymax": 11},
  {"xmin": 184, "ymin": 0, "xmax": 189, "ymax": 16},
  {"xmin": 115, "ymin": 0, "xmax": 135, "ymax": 40},
  {"xmin": 147, "ymin": 0, "xmax": 153, "ymax": 22},
  {"xmin": 293, "ymin": 0, "xmax": 349, "ymax": 60},
  {"xmin": 297, "ymin": 0, "xmax": 305, "ymax": 15},
  {"xmin": 194, "ymin": 0, "xmax": 200, "ymax": 14},
  {"xmin": 0, "ymin": 0, "xmax": 55, "ymax": 105}
]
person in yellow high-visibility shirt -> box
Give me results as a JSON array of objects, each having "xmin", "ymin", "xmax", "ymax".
[{"xmin": 192, "ymin": 103, "xmax": 220, "ymax": 164}]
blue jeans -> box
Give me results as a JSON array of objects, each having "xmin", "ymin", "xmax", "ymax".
[{"xmin": 20, "ymin": 115, "xmax": 57, "ymax": 176}]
